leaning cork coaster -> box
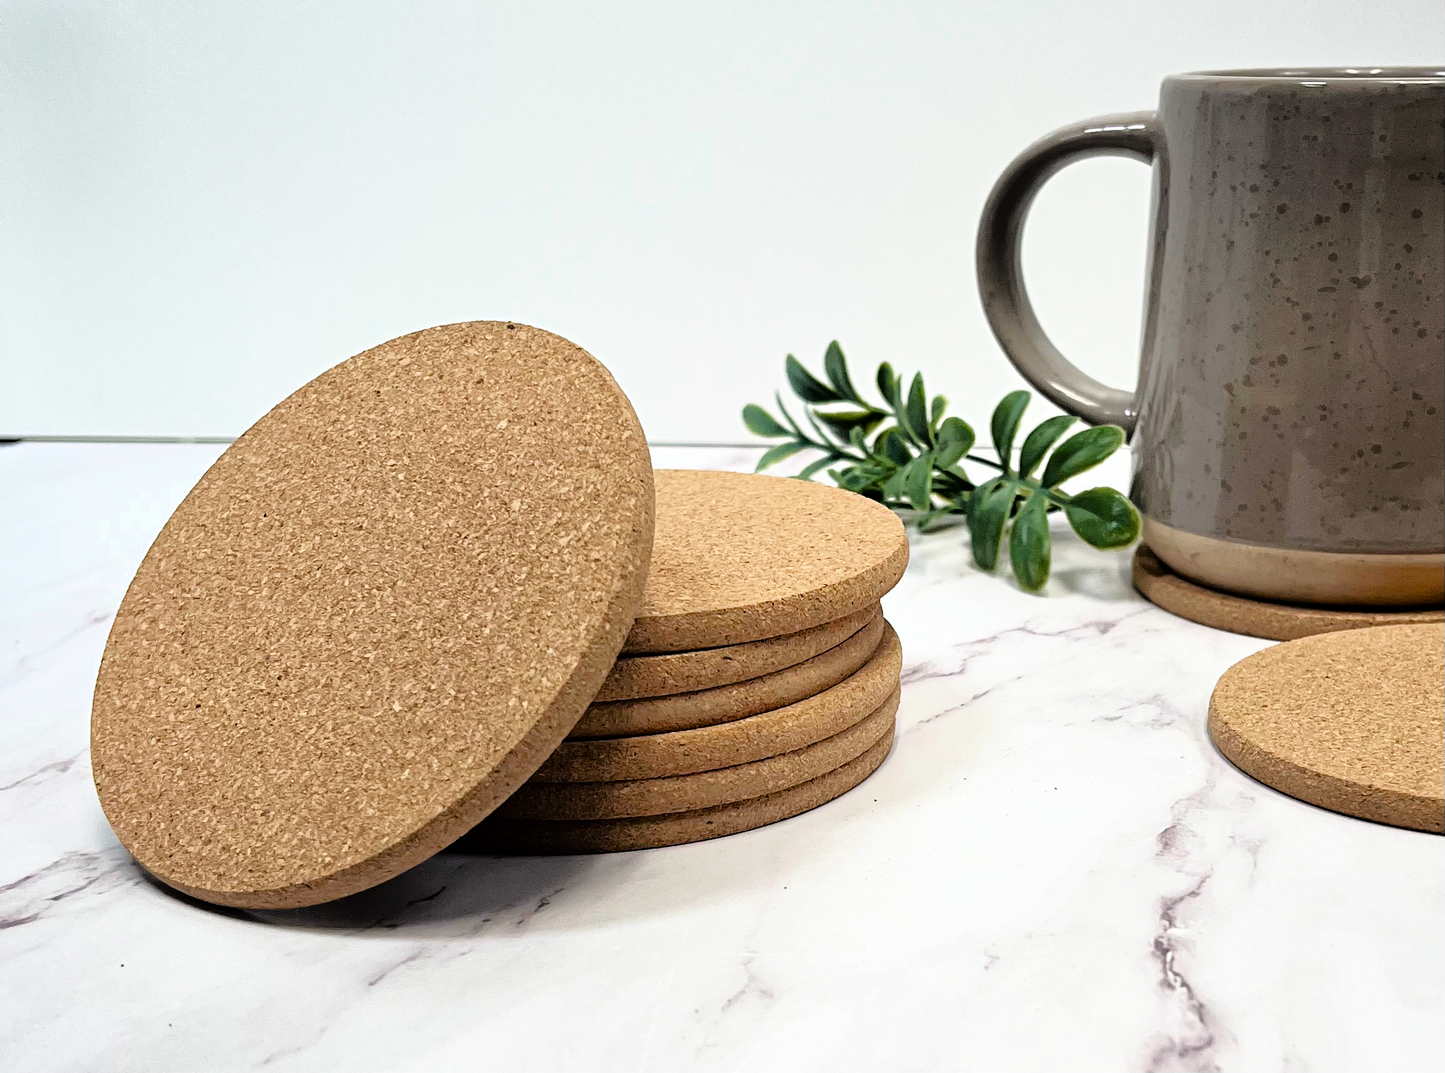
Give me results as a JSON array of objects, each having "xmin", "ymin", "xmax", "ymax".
[
  {"xmin": 90, "ymin": 322, "xmax": 655, "ymax": 909},
  {"xmin": 597, "ymin": 604, "xmax": 878, "ymax": 702},
  {"xmin": 502, "ymin": 688, "xmax": 899, "ymax": 820},
  {"xmin": 1133, "ymin": 545, "xmax": 1444, "ymax": 641},
  {"xmin": 572, "ymin": 611, "xmax": 885, "ymax": 739},
  {"xmin": 471, "ymin": 730, "xmax": 894, "ymax": 854},
  {"xmin": 1209, "ymin": 623, "xmax": 1445, "ymax": 833},
  {"xmin": 533, "ymin": 622, "xmax": 902, "ymax": 781},
  {"xmin": 622, "ymin": 470, "xmax": 908, "ymax": 654}
]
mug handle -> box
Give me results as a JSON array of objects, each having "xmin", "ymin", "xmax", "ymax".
[{"xmin": 976, "ymin": 111, "xmax": 1160, "ymax": 436}]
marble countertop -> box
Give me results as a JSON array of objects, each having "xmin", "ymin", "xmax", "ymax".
[{"xmin": 2, "ymin": 442, "xmax": 1440, "ymax": 1073}]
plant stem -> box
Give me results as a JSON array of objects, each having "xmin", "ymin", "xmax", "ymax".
[{"xmin": 964, "ymin": 453, "xmax": 1006, "ymax": 471}]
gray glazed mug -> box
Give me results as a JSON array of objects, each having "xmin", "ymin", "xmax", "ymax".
[{"xmin": 978, "ymin": 68, "xmax": 1444, "ymax": 606}]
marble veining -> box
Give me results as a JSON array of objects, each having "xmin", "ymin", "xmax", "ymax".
[{"xmin": 2, "ymin": 442, "xmax": 1442, "ymax": 1072}]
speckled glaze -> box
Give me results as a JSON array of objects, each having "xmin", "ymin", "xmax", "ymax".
[
  {"xmin": 1135, "ymin": 70, "xmax": 1443, "ymax": 554},
  {"xmin": 979, "ymin": 68, "xmax": 1444, "ymax": 604}
]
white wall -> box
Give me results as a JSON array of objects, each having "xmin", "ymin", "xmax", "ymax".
[{"xmin": 2, "ymin": 1, "xmax": 1439, "ymax": 441}]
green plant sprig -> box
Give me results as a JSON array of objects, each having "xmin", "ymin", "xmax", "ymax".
[{"xmin": 742, "ymin": 342, "xmax": 1140, "ymax": 592}]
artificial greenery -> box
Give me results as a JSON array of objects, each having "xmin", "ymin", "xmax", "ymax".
[{"xmin": 742, "ymin": 342, "xmax": 1140, "ymax": 592}]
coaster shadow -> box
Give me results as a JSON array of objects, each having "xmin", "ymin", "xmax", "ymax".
[{"xmin": 138, "ymin": 839, "xmax": 629, "ymax": 934}]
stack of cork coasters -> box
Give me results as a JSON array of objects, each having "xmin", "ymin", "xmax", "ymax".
[
  {"xmin": 89, "ymin": 323, "xmax": 907, "ymax": 910},
  {"xmin": 473, "ymin": 469, "xmax": 908, "ymax": 854}
]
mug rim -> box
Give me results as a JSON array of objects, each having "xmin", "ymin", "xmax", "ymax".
[{"xmin": 1173, "ymin": 66, "xmax": 1444, "ymax": 85}]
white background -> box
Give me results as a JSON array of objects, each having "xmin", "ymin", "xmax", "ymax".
[{"xmin": 2, "ymin": 1, "xmax": 1440, "ymax": 441}]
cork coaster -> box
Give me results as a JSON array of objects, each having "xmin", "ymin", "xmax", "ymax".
[
  {"xmin": 572, "ymin": 611, "xmax": 885, "ymax": 739},
  {"xmin": 90, "ymin": 322, "xmax": 655, "ymax": 909},
  {"xmin": 533, "ymin": 622, "xmax": 902, "ymax": 781},
  {"xmin": 622, "ymin": 470, "xmax": 908, "ymax": 654},
  {"xmin": 470, "ymin": 729, "xmax": 894, "ymax": 854},
  {"xmin": 1134, "ymin": 545, "xmax": 1444, "ymax": 641},
  {"xmin": 597, "ymin": 604, "xmax": 878, "ymax": 702},
  {"xmin": 1209, "ymin": 623, "xmax": 1444, "ymax": 833},
  {"xmin": 500, "ymin": 687, "xmax": 899, "ymax": 820}
]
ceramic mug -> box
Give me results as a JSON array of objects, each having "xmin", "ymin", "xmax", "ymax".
[{"xmin": 977, "ymin": 68, "xmax": 1444, "ymax": 606}]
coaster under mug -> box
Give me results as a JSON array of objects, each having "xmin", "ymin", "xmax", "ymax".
[{"xmin": 1132, "ymin": 545, "xmax": 1444, "ymax": 641}]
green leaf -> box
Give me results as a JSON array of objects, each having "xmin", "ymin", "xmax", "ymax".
[
  {"xmin": 823, "ymin": 342, "xmax": 862, "ymax": 403},
  {"xmin": 990, "ymin": 390, "xmax": 1031, "ymax": 474},
  {"xmin": 930, "ymin": 394, "xmax": 947, "ymax": 428},
  {"xmin": 967, "ymin": 476, "xmax": 1016, "ymax": 571},
  {"xmin": 756, "ymin": 441, "xmax": 809, "ymax": 471},
  {"xmin": 785, "ymin": 354, "xmax": 842, "ymax": 404},
  {"xmin": 795, "ymin": 455, "xmax": 836, "ymax": 481},
  {"xmin": 882, "ymin": 463, "xmax": 911, "ymax": 503},
  {"xmin": 802, "ymin": 406, "xmax": 845, "ymax": 449},
  {"xmin": 831, "ymin": 461, "xmax": 887, "ymax": 500},
  {"xmin": 834, "ymin": 465, "xmax": 881, "ymax": 493},
  {"xmin": 1008, "ymin": 495, "xmax": 1051, "ymax": 591},
  {"xmin": 876, "ymin": 427, "xmax": 913, "ymax": 466},
  {"xmin": 932, "ymin": 469, "xmax": 974, "ymax": 499},
  {"xmin": 816, "ymin": 409, "xmax": 886, "ymax": 441},
  {"xmin": 1063, "ymin": 486, "xmax": 1141, "ymax": 549},
  {"xmin": 774, "ymin": 394, "xmax": 813, "ymax": 443},
  {"xmin": 742, "ymin": 403, "xmax": 790, "ymax": 438},
  {"xmin": 914, "ymin": 506, "xmax": 957, "ymax": 532},
  {"xmin": 1041, "ymin": 424, "xmax": 1126, "ymax": 487},
  {"xmin": 934, "ymin": 416, "xmax": 976, "ymax": 469},
  {"xmin": 903, "ymin": 373, "xmax": 931, "ymax": 446},
  {"xmin": 1017, "ymin": 415, "xmax": 1077, "ymax": 479},
  {"xmin": 876, "ymin": 363, "xmax": 901, "ymax": 410},
  {"xmin": 903, "ymin": 452, "xmax": 934, "ymax": 510}
]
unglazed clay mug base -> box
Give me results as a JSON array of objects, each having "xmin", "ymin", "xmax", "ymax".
[
  {"xmin": 978, "ymin": 68, "xmax": 1445, "ymax": 607},
  {"xmin": 1143, "ymin": 519, "xmax": 1444, "ymax": 607}
]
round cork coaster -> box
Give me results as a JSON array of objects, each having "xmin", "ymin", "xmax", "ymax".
[
  {"xmin": 1133, "ymin": 545, "xmax": 1444, "ymax": 641},
  {"xmin": 501, "ymin": 688, "xmax": 899, "ymax": 820},
  {"xmin": 572, "ymin": 611, "xmax": 885, "ymax": 739},
  {"xmin": 533, "ymin": 622, "xmax": 902, "ymax": 782},
  {"xmin": 471, "ymin": 730, "xmax": 894, "ymax": 854},
  {"xmin": 622, "ymin": 470, "xmax": 908, "ymax": 654},
  {"xmin": 90, "ymin": 322, "xmax": 655, "ymax": 909},
  {"xmin": 597, "ymin": 604, "xmax": 878, "ymax": 702},
  {"xmin": 1209, "ymin": 624, "xmax": 1444, "ymax": 833}
]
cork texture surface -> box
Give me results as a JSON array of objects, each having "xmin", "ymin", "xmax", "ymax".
[
  {"xmin": 596, "ymin": 605, "xmax": 877, "ymax": 702},
  {"xmin": 500, "ymin": 688, "xmax": 898, "ymax": 820},
  {"xmin": 621, "ymin": 470, "xmax": 908, "ymax": 653},
  {"xmin": 1133, "ymin": 545, "xmax": 1444, "ymax": 640},
  {"xmin": 90, "ymin": 321, "xmax": 655, "ymax": 908},
  {"xmin": 469, "ymin": 730, "xmax": 894, "ymax": 854},
  {"xmin": 572, "ymin": 611, "xmax": 885, "ymax": 738},
  {"xmin": 533, "ymin": 623, "xmax": 902, "ymax": 781},
  {"xmin": 1209, "ymin": 623, "xmax": 1445, "ymax": 833}
]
